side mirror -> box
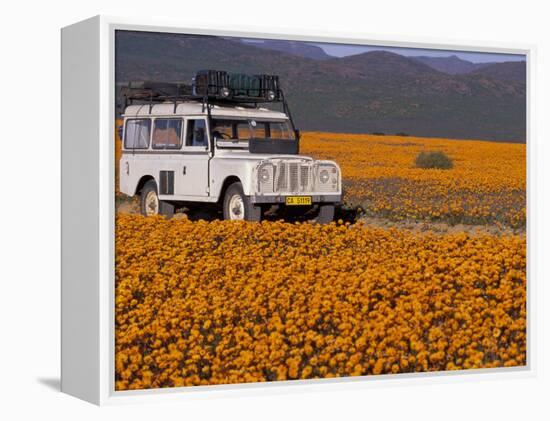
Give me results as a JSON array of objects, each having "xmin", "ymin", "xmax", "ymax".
[{"xmin": 294, "ymin": 129, "xmax": 301, "ymax": 140}]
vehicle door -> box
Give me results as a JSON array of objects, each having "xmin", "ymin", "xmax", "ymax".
[
  {"xmin": 176, "ymin": 117, "xmax": 210, "ymax": 197},
  {"xmin": 150, "ymin": 117, "xmax": 184, "ymax": 199},
  {"xmin": 120, "ymin": 118, "xmax": 152, "ymax": 196}
]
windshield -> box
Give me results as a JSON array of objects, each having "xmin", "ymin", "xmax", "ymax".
[{"xmin": 211, "ymin": 119, "xmax": 295, "ymax": 141}]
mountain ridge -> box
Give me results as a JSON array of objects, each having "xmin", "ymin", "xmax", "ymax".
[
  {"xmin": 239, "ymin": 39, "xmax": 332, "ymax": 60},
  {"xmin": 234, "ymin": 38, "xmax": 526, "ymax": 81},
  {"xmin": 115, "ymin": 31, "xmax": 526, "ymax": 142},
  {"xmin": 410, "ymin": 55, "xmax": 491, "ymax": 74}
]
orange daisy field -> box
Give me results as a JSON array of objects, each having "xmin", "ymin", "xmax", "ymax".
[
  {"xmin": 301, "ymin": 132, "xmax": 526, "ymax": 228},
  {"xmin": 115, "ymin": 215, "xmax": 526, "ymax": 390}
]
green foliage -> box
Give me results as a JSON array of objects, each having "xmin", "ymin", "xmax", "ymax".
[{"xmin": 415, "ymin": 151, "xmax": 454, "ymax": 170}]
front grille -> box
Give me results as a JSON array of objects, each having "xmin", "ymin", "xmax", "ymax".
[
  {"xmin": 276, "ymin": 163, "xmax": 287, "ymax": 191},
  {"xmin": 300, "ymin": 166, "xmax": 310, "ymax": 190},
  {"xmin": 272, "ymin": 161, "xmax": 314, "ymax": 193},
  {"xmin": 289, "ymin": 163, "xmax": 299, "ymax": 192},
  {"xmin": 257, "ymin": 161, "xmax": 338, "ymax": 195}
]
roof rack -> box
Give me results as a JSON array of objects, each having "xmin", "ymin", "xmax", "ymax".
[
  {"xmin": 122, "ymin": 70, "xmax": 284, "ymax": 110},
  {"xmin": 121, "ymin": 81, "xmax": 193, "ymax": 113},
  {"xmin": 121, "ymin": 70, "xmax": 299, "ymax": 141}
]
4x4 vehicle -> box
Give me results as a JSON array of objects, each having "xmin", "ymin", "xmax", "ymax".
[{"xmin": 119, "ymin": 70, "xmax": 342, "ymax": 223}]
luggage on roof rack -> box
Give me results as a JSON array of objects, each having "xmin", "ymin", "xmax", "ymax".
[
  {"xmin": 193, "ymin": 70, "xmax": 281, "ymax": 102},
  {"xmin": 193, "ymin": 70, "xmax": 230, "ymax": 97}
]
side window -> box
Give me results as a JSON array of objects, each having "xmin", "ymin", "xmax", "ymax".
[
  {"xmin": 236, "ymin": 122, "xmax": 251, "ymax": 140},
  {"xmin": 269, "ymin": 122, "xmax": 291, "ymax": 139},
  {"xmin": 211, "ymin": 119, "xmax": 250, "ymax": 140},
  {"xmin": 124, "ymin": 119, "xmax": 151, "ymax": 149},
  {"xmin": 185, "ymin": 119, "xmax": 208, "ymax": 148},
  {"xmin": 249, "ymin": 120, "xmax": 268, "ymax": 138},
  {"xmin": 152, "ymin": 119, "xmax": 182, "ymax": 149},
  {"xmin": 211, "ymin": 120, "xmax": 233, "ymax": 140}
]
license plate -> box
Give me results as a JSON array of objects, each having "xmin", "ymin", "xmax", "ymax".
[{"xmin": 285, "ymin": 196, "xmax": 312, "ymax": 206}]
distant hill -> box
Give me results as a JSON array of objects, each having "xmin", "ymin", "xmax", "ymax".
[
  {"xmin": 411, "ymin": 55, "xmax": 491, "ymax": 74},
  {"xmin": 411, "ymin": 55, "xmax": 526, "ymax": 82},
  {"xmin": 332, "ymin": 50, "xmax": 441, "ymax": 78},
  {"xmin": 239, "ymin": 39, "xmax": 332, "ymax": 60},
  {"xmin": 115, "ymin": 31, "xmax": 526, "ymax": 142},
  {"xmin": 471, "ymin": 61, "xmax": 526, "ymax": 82}
]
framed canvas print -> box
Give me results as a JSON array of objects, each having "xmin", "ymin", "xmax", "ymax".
[{"xmin": 61, "ymin": 15, "xmax": 531, "ymax": 405}]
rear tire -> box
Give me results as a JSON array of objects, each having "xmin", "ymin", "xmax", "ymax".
[
  {"xmin": 223, "ymin": 182, "xmax": 261, "ymax": 221},
  {"xmin": 316, "ymin": 204, "xmax": 335, "ymax": 224},
  {"xmin": 140, "ymin": 180, "xmax": 174, "ymax": 218}
]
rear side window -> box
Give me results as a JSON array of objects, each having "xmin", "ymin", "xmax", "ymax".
[
  {"xmin": 124, "ymin": 119, "xmax": 151, "ymax": 149},
  {"xmin": 152, "ymin": 119, "xmax": 183, "ymax": 149}
]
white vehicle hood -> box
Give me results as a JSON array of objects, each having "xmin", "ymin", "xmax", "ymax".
[{"xmin": 213, "ymin": 152, "xmax": 315, "ymax": 162}]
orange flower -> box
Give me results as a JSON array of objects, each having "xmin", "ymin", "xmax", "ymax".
[{"xmin": 114, "ymin": 206, "xmax": 526, "ymax": 390}]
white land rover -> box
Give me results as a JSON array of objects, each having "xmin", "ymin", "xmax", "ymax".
[{"xmin": 119, "ymin": 70, "xmax": 342, "ymax": 223}]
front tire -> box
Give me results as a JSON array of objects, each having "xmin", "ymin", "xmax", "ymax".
[
  {"xmin": 140, "ymin": 180, "xmax": 174, "ymax": 218},
  {"xmin": 316, "ymin": 204, "xmax": 335, "ymax": 224},
  {"xmin": 223, "ymin": 182, "xmax": 261, "ymax": 221}
]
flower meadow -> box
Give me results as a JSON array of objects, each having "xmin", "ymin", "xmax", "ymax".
[
  {"xmin": 301, "ymin": 133, "xmax": 526, "ymax": 228},
  {"xmin": 115, "ymin": 214, "xmax": 526, "ymax": 390}
]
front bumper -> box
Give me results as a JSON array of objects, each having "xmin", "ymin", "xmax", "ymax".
[{"xmin": 250, "ymin": 194, "xmax": 342, "ymax": 204}]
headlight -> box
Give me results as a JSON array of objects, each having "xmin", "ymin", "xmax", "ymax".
[
  {"xmin": 319, "ymin": 169, "xmax": 330, "ymax": 184},
  {"xmin": 314, "ymin": 163, "xmax": 339, "ymax": 192},
  {"xmin": 259, "ymin": 167, "xmax": 271, "ymax": 183}
]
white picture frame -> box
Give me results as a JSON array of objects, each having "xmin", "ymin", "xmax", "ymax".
[{"xmin": 61, "ymin": 15, "xmax": 534, "ymax": 405}]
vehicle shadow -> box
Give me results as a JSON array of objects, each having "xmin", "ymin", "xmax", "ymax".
[
  {"xmin": 177, "ymin": 204, "xmax": 222, "ymax": 222},
  {"xmin": 335, "ymin": 205, "xmax": 363, "ymax": 224},
  {"xmin": 177, "ymin": 204, "xmax": 363, "ymax": 224},
  {"xmin": 263, "ymin": 204, "xmax": 363, "ymax": 224}
]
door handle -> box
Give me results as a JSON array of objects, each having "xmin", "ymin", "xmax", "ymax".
[
  {"xmin": 125, "ymin": 162, "xmax": 129, "ymax": 175},
  {"xmin": 183, "ymin": 166, "xmax": 186, "ymax": 175}
]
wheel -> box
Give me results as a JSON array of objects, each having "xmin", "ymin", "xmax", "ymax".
[
  {"xmin": 316, "ymin": 204, "xmax": 335, "ymax": 224},
  {"xmin": 140, "ymin": 180, "xmax": 174, "ymax": 218},
  {"xmin": 223, "ymin": 182, "xmax": 261, "ymax": 221}
]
